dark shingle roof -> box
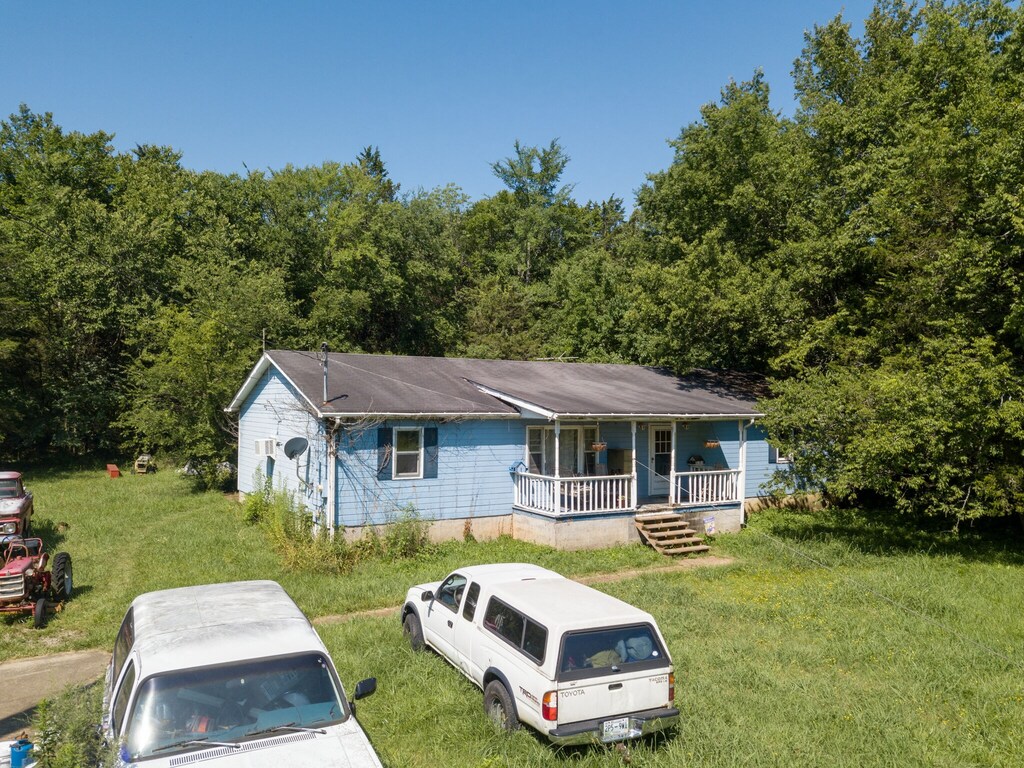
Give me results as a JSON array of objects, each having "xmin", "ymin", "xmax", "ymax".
[{"xmin": 235, "ymin": 350, "xmax": 763, "ymax": 420}]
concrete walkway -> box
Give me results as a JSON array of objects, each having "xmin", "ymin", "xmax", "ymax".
[{"xmin": 0, "ymin": 650, "xmax": 109, "ymax": 741}]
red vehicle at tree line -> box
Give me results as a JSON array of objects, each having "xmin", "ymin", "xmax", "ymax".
[{"xmin": 0, "ymin": 471, "xmax": 34, "ymax": 536}]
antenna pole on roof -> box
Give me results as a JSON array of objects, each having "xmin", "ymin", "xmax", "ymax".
[{"xmin": 318, "ymin": 342, "xmax": 329, "ymax": 404}]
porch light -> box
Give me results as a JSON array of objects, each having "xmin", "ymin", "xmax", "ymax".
[{"xmin": 704, "ymin": 439, "xmax": 720, "ymax": 449}]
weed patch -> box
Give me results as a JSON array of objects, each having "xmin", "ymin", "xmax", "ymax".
[
  {"xmin": 32, "ymin": 681, "xmax": 118, "ymax": 768},
  {"xmin": 243, "ymin": 480, "xmax": 433, "ymax": 573}
]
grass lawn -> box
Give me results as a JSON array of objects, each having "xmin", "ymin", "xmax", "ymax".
[{"xmin": 6, "ymin": 468, "xmax": 1024, "ymax": 767}]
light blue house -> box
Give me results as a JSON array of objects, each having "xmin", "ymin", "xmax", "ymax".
[{"xmin": 227, "ymin": 350, "xmax": 783, "ymax": 549}]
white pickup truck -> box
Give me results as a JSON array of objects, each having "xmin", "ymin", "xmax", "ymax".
[
  {"xmin": 402, "ymin": 563, "xmax": 679, "ymax": 746},
  {"xmin": 103, "ymin": 581, "xmax": 384, "ymax": 767}
]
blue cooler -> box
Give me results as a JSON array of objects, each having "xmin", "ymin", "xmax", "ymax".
[{"xmin": 10, "ymin": 740, "xmax": 32, "ymax": 768}]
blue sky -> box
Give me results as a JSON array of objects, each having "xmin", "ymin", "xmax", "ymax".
[{"xmin": 2, "ymin": 0, "xmax": 877, "ymax": 206}]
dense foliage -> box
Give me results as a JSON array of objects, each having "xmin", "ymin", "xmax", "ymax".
[{"xmin": 2, "ymin": 1, "xmax": 1022, "ymax": 524}]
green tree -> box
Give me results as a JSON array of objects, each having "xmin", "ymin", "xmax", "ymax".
[
  {"xmin": 630, "ymin": 74, "xmax": 808, "ymax": 373},
  {"xmin": 763, "ymin": 337, "xmax": 1024, "ymax": 522},
  {"xmin": 0, "ymin": 107, "xmax": 189, "ymax": 456}
]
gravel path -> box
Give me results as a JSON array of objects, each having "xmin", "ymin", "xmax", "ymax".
[{"xmin": 0, "ymin": 649, "xmax": 109, "ymax": 741}]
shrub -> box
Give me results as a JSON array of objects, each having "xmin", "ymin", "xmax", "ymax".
[
  {"xmin": 242, "ymin": 486, "xmax": 433, "ymax": 571},
  {"xmin": 242, "ymin": 474, "xmax": 351, "ymax": 573},
  {"xmin": 382, "ymin": 504, "xmax": 431, "ymax": 558},
  {"xmin": 32, "ymin": 681, "xmax": 119, "ymax": 768}
]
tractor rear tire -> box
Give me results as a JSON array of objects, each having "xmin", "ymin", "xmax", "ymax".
[
  {"xmin": 53, "ymin": 552, "xmax": 73, "ymax": 601},
  {"xmin": 33, "ymin": 597, "xmax": 47, "ymax": 629}
]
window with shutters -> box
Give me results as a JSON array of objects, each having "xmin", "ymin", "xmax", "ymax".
[{"xmin": 393, "ymin": 427, "xmax": 423, "ymax": 479}]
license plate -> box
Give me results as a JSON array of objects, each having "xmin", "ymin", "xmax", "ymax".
[{"xmin": 601, "ymin": 717, "xmax": 632, "ymax": 742}]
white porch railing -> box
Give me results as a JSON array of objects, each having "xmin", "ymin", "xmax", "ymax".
[
  {"xmin": 513, "ymin": 472, "xmax": 634, "ymax": 517},
  {"xmin": 671, "ymin": 468, "xmax": 741, "ymax": 507}
]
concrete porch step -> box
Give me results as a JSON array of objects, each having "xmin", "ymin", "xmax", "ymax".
[
  {"xmin": 634, "ymin": 511, "xmax": 687, "ymax": 522},
  {"xmin": 635, "ymin": 504, "xmax": 683, "ymax": 517}
]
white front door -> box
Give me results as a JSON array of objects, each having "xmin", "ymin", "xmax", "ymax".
[{"xmin": 649, "ymin": 425, "xmax": 671, "ymax": 497}]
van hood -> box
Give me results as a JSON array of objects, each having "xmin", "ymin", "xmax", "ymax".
[{"xmin": 132, "ymin": 719, "xmax": 383, "ymax": 768}]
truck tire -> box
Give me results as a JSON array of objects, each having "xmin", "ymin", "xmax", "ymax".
[
  {"xmin": 403, "ymin": 612, "xmax": 424, "ymax": 651},
  {"xmin": 53, "ymin": 552, "xmax": 73, "ymax": 601},
  {"xmin": 483, "ymin": 680, "xmax": 519, "ymax": 732}
]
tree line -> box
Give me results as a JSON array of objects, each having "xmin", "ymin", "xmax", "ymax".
[{"xmin": 2, "ymin": 0, "xmax": 1022, "ymax": 525}]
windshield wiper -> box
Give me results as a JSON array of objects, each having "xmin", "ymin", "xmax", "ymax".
[
  {"xmin": 245, "ymin": 722, "xmax": 327, "ymax": 738},
  {"xmin": 152, "ymin": 737, "xmax": 242, "ymax": 754}
]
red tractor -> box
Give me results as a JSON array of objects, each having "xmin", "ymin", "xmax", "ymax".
[{"xmin": 0, "ymin": 536, "xmax": 72, "ymax": 628}]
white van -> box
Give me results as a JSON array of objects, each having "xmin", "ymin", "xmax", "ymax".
[
  {"xmin": 402, "ymin": 564, "xmax": 679, "ymax": 745},
  {"xmin": 102, "ymin": 580, "xmax": 383, "ymax": 767}
]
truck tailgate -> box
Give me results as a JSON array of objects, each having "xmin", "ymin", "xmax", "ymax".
[{"xmin": 556, "ymin": 668, "xmax": 672, "ymax": 725}]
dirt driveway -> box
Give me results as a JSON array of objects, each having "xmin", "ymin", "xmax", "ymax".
[{"xmin": 0, "ymin": 650, "xmax": 109, "ymax": 741}]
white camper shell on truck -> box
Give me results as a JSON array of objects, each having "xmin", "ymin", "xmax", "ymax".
[
  {"xmin": 402, "ymin": 563, "xmax": 679, "ymax": 746},
  {"xmin": 102, "ymin": 580, "xmax": 383, "ymax": 767}
]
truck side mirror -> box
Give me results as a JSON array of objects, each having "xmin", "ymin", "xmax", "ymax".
[
  {"xmin": 420, "ymin": 590, "xmax": 434, "ymax": 602},
  {"xmin": 353, "ymin": 677, "xmax": 377, "ymax": 701}
]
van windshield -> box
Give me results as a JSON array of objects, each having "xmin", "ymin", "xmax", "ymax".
[
  {"xmin": 124, "ymin": 653, "xmax": 345, "ymax": 760},
  {"xmin": 558, "ymin": 624, "xmax": 666, "ymax": 680}
]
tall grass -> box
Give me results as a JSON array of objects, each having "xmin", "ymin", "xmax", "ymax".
[
  {"xmin": 1, "ymin": 469, "xmax": 661, "ymax": 661},
  {"xmin": 9, "ymin": 470, "xmax": 1023, "ymax": 766}
]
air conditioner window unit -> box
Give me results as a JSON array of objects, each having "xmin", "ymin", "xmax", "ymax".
[{"xmin": 255, "ymin": 438, "xmax": 277, "ymax": 458}]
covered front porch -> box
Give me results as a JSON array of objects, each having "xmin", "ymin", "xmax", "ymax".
[{"xmin": 511, "ymin": 419, "xmax": 748, "ymax": 518}]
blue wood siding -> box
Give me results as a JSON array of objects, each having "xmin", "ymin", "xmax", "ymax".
[
  {"xmin": 675, "ymin": 421, "xmax": 739, "ymax": 470},
  {"xmin": 237, "ymin": 368, "xmax": 329, "ymax": 520},
  {"xmin": 334, "ymin": 418, "xmax": 523, "ymax": 528},
  {"xmin": 745, "ymin": 423, "xmax": 777, "ymax": 498}
]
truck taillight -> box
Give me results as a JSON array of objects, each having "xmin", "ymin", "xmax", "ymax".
[
  {"xmin": 668, "ymin": 672, "xmax": 675, "ymax": 704},
  {"xmin": 542, "ymin": 691, "xmax": 558, "ymax": 721}
]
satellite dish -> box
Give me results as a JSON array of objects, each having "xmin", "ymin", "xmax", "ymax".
[{"xmin": 283, "ymin": 437, "xmax": 309, "ymax": 460}]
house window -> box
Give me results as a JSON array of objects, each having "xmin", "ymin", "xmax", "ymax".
[
  {"xmin": 394, "ymin": 427, "xmax": 423, "ymax": 479},
  {"xmin": 528, "ymin": 428, "xmax": 544, "ymax": 474},
  {"xmin": 768, "ymin": 445, "xmax": 791, "ymax": 464},
  {"xmin": 525, "ymin": 426, "xmax": 591, "ymax": 476},
  {"xmin": 583, "ymin": 426, "xmax": 599, "ymax": 475}
]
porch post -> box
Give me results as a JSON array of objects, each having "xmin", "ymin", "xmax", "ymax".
[
  {"xmin": 670, "ymin": 421, "xmax": 677, "ymax": 505},
  {"xmin": 326, "ymin": 420, "xmax": 337, "ymax": 537},
  {"xmin": 738, "ymin": 420, "xmax": 748, "ymax": 526},
  {"xmin": 630, "ymin": 421, "xmax": 638, "ymax": 509},
  {"xmin": 554, "ymin": 421, "xmax": 561, "ymax": 515}
]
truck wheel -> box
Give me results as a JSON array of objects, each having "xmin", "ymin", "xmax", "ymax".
[
  {"xmin": 403, "ymin": 612, "xmax": 424, "ymax": 651},
  {"xmin": 53, "ymin": 552, "xmax": 73, "ymax": 600},
  {"xmin": 483, "ymin": 680, "xmax": 519, "ymax": 732},
  {"xmin": 33, "ymin": 597, "xmax": 47, "ymax": 629}
]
